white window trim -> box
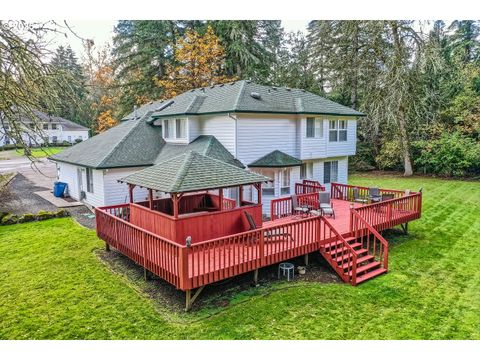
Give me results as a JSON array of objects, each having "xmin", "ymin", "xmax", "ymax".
[
  {"xmin": 329, "ymin": 120, "xmax": 348, "ymax": 142},
  {"xmin": 280, "ymin": 168, "xmax": 291, "ymax": 195},
  {"xmin": 306, "ymin": 117, "xmax": 324, "ymax": 138},
  {"xmin": 163, "ymin": 118, "xmax": 187, "ymax": 141}
]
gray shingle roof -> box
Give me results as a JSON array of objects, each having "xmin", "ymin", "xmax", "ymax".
[
  {"xmin": 50, "ymin": 115, "xmax": 243, "ymax": 169},
  {"xmin": 50, "ymin": 112, "xmax": 164, "ymax": 168},
  {"xmin": 148, "ymin": 80, "xmax": 364, "ymax": 119},
  {"xmin": 249, "ymin": 150, "xmax": 302, "ymax": 168},
  {"xmin": 120, "ymin": 151, "xmax": 269, "ymax": 193}
]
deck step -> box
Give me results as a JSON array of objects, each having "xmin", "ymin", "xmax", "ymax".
[
  {"xmin": 348, "ymin": 261, "xmax": 381, "ymax": 276},
  {"xmin": 327, "ymin": 243, "xmax": 362, "ymax": 256},
  {"xmin": 356, "ymin": 268, "xmax": 388, "ymax": 284},
  {"xmin": 334, "ymin": 248, "xmax": 368, "ymax": 263},
  {"xmin": 322, "ymin": 237, "xmax": 357, "ymax": 250},
  {"xmin": 341, "ymin": 255, "xmax": 374, "ymax": 270}
]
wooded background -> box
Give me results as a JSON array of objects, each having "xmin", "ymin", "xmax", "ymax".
[{"xmin": 1, "ymin": 20, "xmax": 479, "ymax": 177}]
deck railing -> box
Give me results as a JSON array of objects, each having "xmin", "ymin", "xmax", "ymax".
[
  {"xmin": 96, "ymin": 207, "xmax": 322, "ymax": 291},
  {"xmin": 295, "ymin": 182, "xmax": 325, "ymax": 195},
  {"xmin": 95, "ymin": 207, "xmax": 182, "ymax": 288},
  {"xmin": 331, "ymin": 183, "xmax": 407, "ymax": 202},
  {"xmin": 350, "ymin": 209, "xmax": 388, "ymax": 271},
  {"xmin": 319, "ymin": 216, "xmax": 358, "ymax": 285},
  {"xmin": 270, "ymin": 192, "xmax": 319, "ymax": 220},
  {"xmin": 353, "ymin": 193, "xmax": 422, "ymax": 232}
]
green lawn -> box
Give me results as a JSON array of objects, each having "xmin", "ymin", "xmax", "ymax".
[
  {"xmin": 0, "ymin": 147, "xmax": 64, "ymax": 160},
  {"xmin": 0, "ymin": 173, "xmax": 479, "ymax": 339}
]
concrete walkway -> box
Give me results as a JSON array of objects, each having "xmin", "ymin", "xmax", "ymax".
[{"xmin": 34, "ymin": 190, "xmax": 83, "ymax": 208}]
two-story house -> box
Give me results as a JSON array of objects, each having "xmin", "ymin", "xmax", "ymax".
[
  {"xmin": 51, "ymin": 81, "xmax": 363, "ymax": 215},
  {"xmin": 0, "ymin": 110, "xmax": 89, "ymax": 147}
]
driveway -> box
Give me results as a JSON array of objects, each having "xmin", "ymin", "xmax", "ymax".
[
  {"xmin": 0, "ymin": 155, "xmax": 95, "ymax": 229},
  {"xmin": 0, "ymin": 156, "xmax": 57, "ymax": 189}
]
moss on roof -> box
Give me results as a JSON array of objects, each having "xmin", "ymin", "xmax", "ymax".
[
  {"xmin": 120, "ymin": 151, "xmax": 269, "ymax": 193},
  {"xmin": 248, "ymin": 150, "xmax": 302, "ymax": 168}
]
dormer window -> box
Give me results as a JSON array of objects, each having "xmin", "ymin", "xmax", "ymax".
[
  {"xmin": 163, "ymin": 119, "xmax": 174, "ymax": 139},
  {"xmin": 175, "ymin": 118, "xmax": 186, "ymax": 139},
  {"xmin": 51, "ymin": 124, "xmax": 57, "ymax": 130}
]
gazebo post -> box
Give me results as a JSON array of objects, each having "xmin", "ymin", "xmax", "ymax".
[
  {"xmin": 239, "ymin": 185, "xmax": 243, "ymax": 207},
  {"xmin": 218, "ymin": 188, "xmax": 224, "ymax": 211},
  {"xmin": 148, "ymin": 189, "xmax": 153, "ymax": 209},
  {"xmin": 128, "ymin": 184, "xmax": 135, "ymax": 203},
  {"xmin": 172, "ymin": 193, "xmax": 179, "ymax": 218},
  {"xmin": 255, "ymin": 183, "xmax": 262, "ymax": 205}
]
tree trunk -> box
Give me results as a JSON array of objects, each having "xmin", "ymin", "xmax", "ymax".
[{"xmin": 398, "ymin": 106, "xmax": 413, "ymax": 176}]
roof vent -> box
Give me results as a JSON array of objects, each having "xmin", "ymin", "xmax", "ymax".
[
  {"xmin": 156, "ymin": 100, "xmax": 174, "ymax": 112},
  {"xmin": 219, "ymin": 83, "xmax": 225, "ymax": 87},
  {"xmin": 272, "ymin": 86, "xmax": 277, "ymax": 90},
  {"xmin": 246, "ymin": 80, "xmax": 251, "ymax": 84},
  {"xmin": 250, "ymin": 92, "xmax": 261, "ymax": 100},
  {"xmin": 230, "ymin": 81, "xmax": 236, "ymax": 85},
  {"xmin": 285, "ymin": 87, "xmax": 291, "ymax": 91}
]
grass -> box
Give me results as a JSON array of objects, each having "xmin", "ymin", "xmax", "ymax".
[
  {"xmin": 0, "ymin": 147, "xmax": 64, "ymax": 160},
  {"xmin": 0, "ymin": 173, "xmax": 479, "ymax": 339}
]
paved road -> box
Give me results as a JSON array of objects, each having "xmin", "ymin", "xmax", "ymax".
[{"xmin": 0, "ymin": 157, "xmax": 57, "ymax": 189}]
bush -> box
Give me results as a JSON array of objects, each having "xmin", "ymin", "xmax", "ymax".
[
  {"xmin": 55, "ymin": 209, "xmax": 70, "ymax": 218},
  {"xmin": 18, "ymin": 213, "xmax": 35, "ymax": 223},
  {"xmin": 414, "ymin": 132, "xmax": 480, "ymax": 177},
  {"xmin": 1, "ymin": 214, "xmax": 18, "ymax": 225},
  {"xmin": 375, "ymin": 140, "xmax": 403, "ymax": 171},
  {"xmin": 36, "ymin": 210, "xmax": 56, "ymax": 221}
]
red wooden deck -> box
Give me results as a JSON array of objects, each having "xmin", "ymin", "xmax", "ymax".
[{"xmin": 95, "ymin": 184, "xmax": 422, "ymax": 292}]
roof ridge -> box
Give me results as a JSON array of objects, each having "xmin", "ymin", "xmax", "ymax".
[
  {"xmin": 171, "ymin": 151, "xmax": 197, "ymax": 192},
  {"xmin": 232, "ymin": 80, "xmax": 247, "ymax": 111},
  {"xmin": 98, "ymin": 111, "xmax": 152, "ymax": 168}
]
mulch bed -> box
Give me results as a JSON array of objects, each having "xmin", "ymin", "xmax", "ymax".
[{"xmin": 98, "ymin": 249, "xmax": 341, "ymax": 313}]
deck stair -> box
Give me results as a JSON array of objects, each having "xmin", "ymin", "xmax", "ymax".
[{"xmin": 319, "ymin": 211, "xmax": 389, "ymax": 285}]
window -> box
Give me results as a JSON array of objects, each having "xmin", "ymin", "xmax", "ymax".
[
  {"xmin": 29, "ymin": 123, "xmax": 35, "ymax": 129},
  {"xmin": 306, "ymin": 117, "xmax": 323, "ymax": 138},
  {"xmin": 329, "ymin": 120, "xmax": 348, "ymax": 142},
  {"xmin": 339, "ymin": 120, "xmax": 347, "ymax": 141},
  {"xmin": 67, "ymin": 136, "xmax": 72, "ymax": 142},
  {"xmin": 281, "ymin": 169, "xmax": 291, "ymax": 195},
  {"xmin": 4, "ymin": 136, "xmax": 10, "ymax": 145},
  {"xmin": 86, "ymin": 168, "xmax": 94, "ymax": 193},
  {"xmin": 51, "ymin": 136, "xmax": 58, "ymax": 144},
  {"xmin": 323, "ymin": 161, "xmax": 338, "ymax": 184},
  {"xmin": 329, "ymin": 120, "xmax": 338, "ymax": 142},
  {"xmin": 257, "ymin": 169, "xmax": 275, "ymax": 196},
  {"xmin": 300, "ymin": 162, "xmax": 313, "ymax": 180},
  {"xmin": 175, "ymin": 118, "xmax": 186, "ymax": 138},
  {"xmin": 163, "ymin": 119, "xmax": 174, "ymax": 139},
  {"xmin": 51, "ymin": 124, "xmax": 57, "ymax": 130},
  {"xmin": 43, "ymin": 124, "xmax": 49, "ymax": 130}
]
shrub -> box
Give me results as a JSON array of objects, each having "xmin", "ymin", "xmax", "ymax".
[
  {"xmin": 55, "ymin": 209, "xmax": 70, "ymax": 218},
  {"xmin": 415, "ymin": 132, "xmax": 480, "ymax": 177},
  {"xmin": 1, "ymin": 214, "xmax": 18, "ymax": 225},
  {"xmin": 375, "ymin": 140, "xmax": 403, "ymax": 171},
  {"xmin": 18, "ymin": 213, "xmax": 35, "ymax": 223},
  {"xmin": 36, "ymin": 210, "xmax": 56, "ymax": 221}
]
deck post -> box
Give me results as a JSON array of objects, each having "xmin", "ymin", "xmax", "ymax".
[
  {"xmin": 105, "ymin": 243, "xmax": 110, "ymax": 252},
  {"xmin": 185, "ymin": 286, "xmax": 205, "ymax": 311},
  {"xmin": 253, "ymin": 268, "xmax": 259, "ymax": 285},
  {"xmin": 255, "ymin": 183, "xmax": 262, "ymax": 205},
  {"xmin": 304, "ymin": 253, "xmax": 309, "ymax": 266}
]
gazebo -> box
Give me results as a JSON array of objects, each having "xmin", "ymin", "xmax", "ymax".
[{"xmin": 118, "ymin": 151, "xmax": 270, "ymax": 245}]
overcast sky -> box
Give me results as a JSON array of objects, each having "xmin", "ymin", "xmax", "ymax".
[{"xmin": 51, "ymin": 20, "xmax": 310, "ymax": 58}]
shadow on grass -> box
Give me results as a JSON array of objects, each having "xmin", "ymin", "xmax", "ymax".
[{"xmin": 97, "ymin": 249, "xmax": 341, "ymax": 318}]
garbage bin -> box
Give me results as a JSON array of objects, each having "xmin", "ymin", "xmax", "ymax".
[{"xmin": 53, "ymin": 182, "xmax": 67, "ymax": 198}]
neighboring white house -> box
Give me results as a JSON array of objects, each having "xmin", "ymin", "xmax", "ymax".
[
  {"xmin": 51, "ymin": 80, "xmax": 363, "ymax": 215},
  {"xmin": 0, "ymin": 110, "xmax": 89, "ymax": 147}
]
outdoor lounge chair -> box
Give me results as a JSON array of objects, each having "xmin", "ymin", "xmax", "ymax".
[
  {"xmin": 244, "ymin": 211, "xmax": 293, "ymax": 242},
  {"xmin": 291, "ymin": 194, "xmax": 310, "ymax": 216},
  {"xmin": 353, "ymin": 187, "xmax": 368, "ymax": 204},
  {"xmin": 381, "ymin": 193, "xmax": 395, "ymax": 201},
  {"xmin": 368, "ymin": 187, "xmax": 382, "ymax": 203},
  {"xmin": 311, "ymin": 191, "xmax": 335, "ymax": 218}
]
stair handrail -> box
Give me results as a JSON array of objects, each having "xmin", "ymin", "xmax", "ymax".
[
  {"xmin": 350, "ymin": 208, "xmax": 389, "ymax": 270},
  {"xmin": 320, "ymin": 216, "xmax": 358, "ymax": 285}
]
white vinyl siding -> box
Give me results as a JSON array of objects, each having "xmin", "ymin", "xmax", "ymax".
[
  {"xmin": 86, "ymin": 168, "xmax": 94, "ymax": 193},
  {"xmin": 189, "ymin": 114, "xmax": 236, "ymax": 155}
]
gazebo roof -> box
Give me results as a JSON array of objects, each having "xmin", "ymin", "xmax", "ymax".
[
  {"xmin": 120, "ymin": 151, "xmax": 270, "ymax": 193},
  {"xmin": 248, "ymin": 150, "xmax": 302, "ymax": 168}
]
